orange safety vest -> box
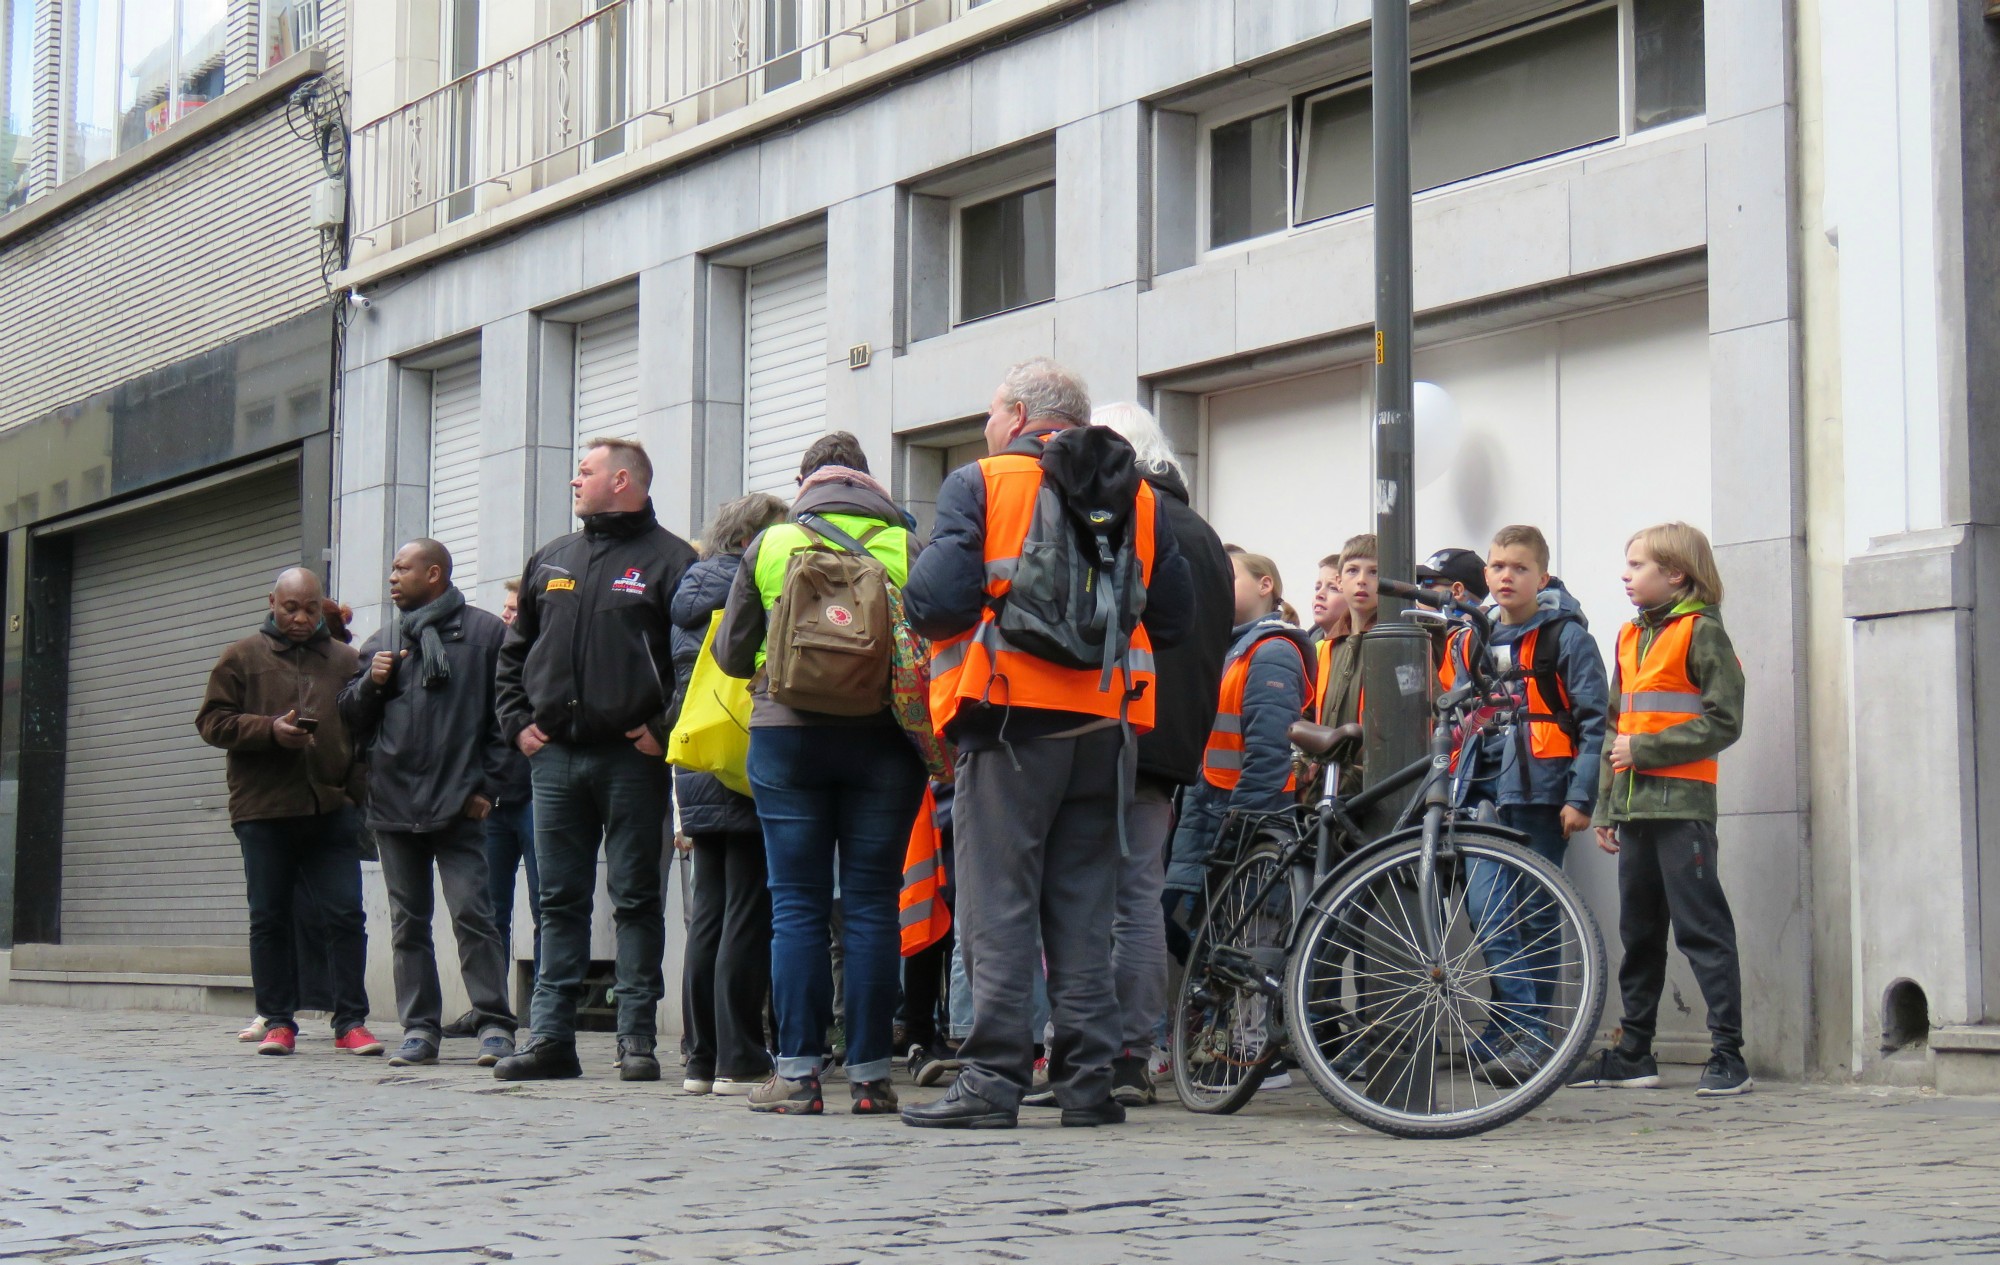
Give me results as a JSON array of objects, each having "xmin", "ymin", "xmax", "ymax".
[
  {"xmin": 1434, "ymin": 626, "xmax": 1475, "ymax": 771},
  {"xmin": 1516, "ymin": 625, "xmax": 1577, "ymax": 760},
  {"xmin": 1313, "ymin": 633, "xmax": 1367, "ymax": 728},
  {"xmin": 1614, "ymin": 613, "xmax": 1716, "ymax": 784},
  {"xmin": 899, "ymin": 785, "xmax": 951, "ymax": 957},
  {"xmin": 1203, "ymin": 628, "xmax": 1310, "ymax": 792},
  {"xmin": 927, "ymin": 450, "xmax": 1159, "ymax": 735}
]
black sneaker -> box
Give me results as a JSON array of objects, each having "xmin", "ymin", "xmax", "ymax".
[
  {"xmin": 1474, "ymin": 1038, "xmax": 1541, "ymax": 1088},
  {"xmin": 748, "ymin": 1070, "xmax": 823, "ymax": 1115},
  {"xmin": 1695, "ymin": 1051, "xmax": 1754, "ymax": 1098},
  {"xmin": 1110, "ymin": 1054, "xmax": 1155, "ymax": 1106},
  {"xmin": 850, "ymin": 1078, "xmax": 900, "ymax": 1115},
  {"xmin": 1567, "ymin": 1046, "xmax": 1662, "ymax": 1089},
  {"xmin": 616, "ymin": 1036, "xmax": 661, "ymax": 1083},
  {"xmin": 493, "ymin": 1036, "xmax": 583, "ymax": 1081},
  {"xmin": 906, "ymin": 1043, "xmax": 959, "ymax": 1088},
  {"xmin": 1060, "ymin": 1097, "xmax": 1127, "ymax": 1128}
]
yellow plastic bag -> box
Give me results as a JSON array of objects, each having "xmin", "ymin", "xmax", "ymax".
[{"xmin": 666, "ymin": 611, "xmax": 752, "ymax": 797}]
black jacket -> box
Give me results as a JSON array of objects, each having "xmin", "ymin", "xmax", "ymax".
[
  {"xmin": 670, "ymin": 554, "xmax": 760, "ymax": 836},
  {"xmin": 496, "ymin": 500, "xmax": 698, "ymax": 747},
  {"xmin": 1136, "ymin": 467, "xmax": 1233, "ymax": 786},
  {"xmin": 337, "ymin": 598, "xmax": 513, "ymax": 834},
  {"xmin": 902, "ymin": 427, "xmax": 1194, "ymax": 749}
]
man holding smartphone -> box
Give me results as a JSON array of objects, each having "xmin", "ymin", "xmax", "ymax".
[
  {"xmin": 338, "ymin": 540, "xmax": 518, "ymax": 1068},
  {"xmin": 197, "ymin": 567, "xmax": 381, "ymax": 1057}
]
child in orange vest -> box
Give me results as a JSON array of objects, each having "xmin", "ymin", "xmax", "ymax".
[{"xmin": 1570, "ymin": 522, "xmax": 1749, "ymax": 1097}]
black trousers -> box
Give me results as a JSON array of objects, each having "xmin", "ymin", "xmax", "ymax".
[
  {"xmin": 682, "ymin": 831, "xmax": 773, "ymax": 1080},
  {"xmin": 234, "ymin": 809, "xmax": 370, "ymax": 1035},
  {"xmin": 1615, "ymin": 819, "xmax": 1744, "ymax": 1057}
]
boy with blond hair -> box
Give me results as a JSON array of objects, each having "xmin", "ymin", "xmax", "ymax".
[{"xmin": 1570, "ymin": 522, "xmax": 1748, "ymax": 1097}]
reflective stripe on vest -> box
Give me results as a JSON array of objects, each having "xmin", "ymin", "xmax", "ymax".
[
  {"xmin": 1614, "ymin": 613, "xmax": 1716, "ymax": 784},
  {"xmin": 927, "ymin": 450, "xmax": 1159, "ymax": 735},
  {"xmin": 899, "ymin": 785, "xmax": 951, "ymax": 956},
  {"xmin": 1518, "ymin": 625, "xmax": 1576, "ymax": 760},
  {"xmin": 1202, "ymin": 630, "xmax": 1306, "ymax": 791}
]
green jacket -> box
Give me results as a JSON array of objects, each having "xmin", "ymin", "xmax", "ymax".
[{"xmin": 1593, "ymin": 599, "xmax": 1744, "ymax": 826}]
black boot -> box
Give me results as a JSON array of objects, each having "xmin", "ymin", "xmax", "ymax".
[
  {"xmin": 617, "ymin": 1035, "xmax": 661, "ymax": 1083},
  {"xmin": 900, "ymin": 1082, "xmax": 1017, "ymax": 1130},
  {"xmin": 493, "ymin": 1036, "xmax": 582, "ymax": 1081}
]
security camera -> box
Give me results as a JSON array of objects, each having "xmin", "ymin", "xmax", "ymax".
[{"xmin": 347, "ymin": 287, "xmax": 371, "ymax": 310}]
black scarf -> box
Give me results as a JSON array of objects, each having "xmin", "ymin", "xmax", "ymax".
[
  {"xmin": 400, "ymin": 587, "xmax": 465, "ymax": 689},
  {"xmin": 261, "ymin": 613, "xmax": 330, "ymax": 646}
]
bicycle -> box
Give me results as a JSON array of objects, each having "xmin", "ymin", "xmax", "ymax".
[{"xmin": 1170, "ymin": 579, "xmax": 1608, "ymax": 1138}]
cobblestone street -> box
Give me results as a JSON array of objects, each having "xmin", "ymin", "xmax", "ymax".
[{"xmin": 4, "ymin": 1006, "xmax": 2000, "ymax": 1263}]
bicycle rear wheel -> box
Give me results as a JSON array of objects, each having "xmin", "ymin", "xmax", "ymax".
[
  {"xmin": 1171, "ymin": 843, "xmax": 1298, "ymax": 1115},
  {"xmin": 1284, "ymin": 830, "xmax": 1606, "ymax": 1138}
]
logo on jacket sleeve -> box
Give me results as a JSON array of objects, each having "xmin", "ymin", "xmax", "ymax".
[
  {"xmin": 546, "ymin": 578, "xmax": 577, "ymax": 592},
  {"xmin": 611, "ymin": 568, "xmax": 648, "ymax": 595}
]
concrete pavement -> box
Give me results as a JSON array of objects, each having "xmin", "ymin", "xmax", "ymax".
[{"xmin": 3, "ymin": 1004, "xmax": 1998, "ymax": 1263}]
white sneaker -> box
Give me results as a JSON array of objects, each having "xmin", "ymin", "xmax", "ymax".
[
  {"xmin": 237, "ymin": 1017, "xmax": 270, "ymax": 1043},
  {"xmin": 682, "ymin": 1076, "xmax": 713, "ymax": 1094},
  {"xmin": 1148, "ymin": 1047, "xmax": 1172, "ymax": 1081},
  {"xmin": 710, "ymin": 1078, "xmax": 759, "ymax": 1096},
  {"xmin": 1258, "ymin": 1070, "xmax": 1293, "ymax": 1091}
]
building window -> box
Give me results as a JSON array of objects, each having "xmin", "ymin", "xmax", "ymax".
[
  {"xmin": 3, "ymin": 0, "xmax": 34, "ymax": 208},
  {"xmin": 957, "ymin": 181, "xmax": 1056, "ymax": 325},
  {"xmin": 1633, "ymin": 0, "xmax": 1704, "ymax": 131},
  {"xmin": 263, "ymin": 0, "xmax": 321, "ymax": 68},
  {"xmin": 442, "ymin": 0, "xmax": 479, "ymax": 220},
  {"xmin": 1208, "ymin": 107, "xmax": 1288, "ymax": 249},
  {"xmin": 1297, "ymin": 7, "xmax": 1620, "ymax": 224},
  {"xmin": 114, "ymin": 0, "xmax": 230, "ymax": 153},
  {"xmin": 590, "ymin": 0, "xmax": 626, "ymax": 161}
]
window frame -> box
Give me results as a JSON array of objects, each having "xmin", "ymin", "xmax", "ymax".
[
  {"xmin": 949, "ymin": 169, "xmax": 1058, "ymax": 329},
  {"xmin": 1198, "ymin": 0, "xmax": 1700, "ymax": 257}
]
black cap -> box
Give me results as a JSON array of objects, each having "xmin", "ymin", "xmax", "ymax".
[{"xmin": 1417, "ymin": 547, "xmax": 1489, "ymax": 601}]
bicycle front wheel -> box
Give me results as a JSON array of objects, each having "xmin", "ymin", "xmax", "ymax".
[
  {"xmin": 1171, "ymin": 843, "xmax": 1298, "ymax": 1115},
  {"xmin": 1284, "ymin": 830, "xmax": 1606, "ymax": 1139}
]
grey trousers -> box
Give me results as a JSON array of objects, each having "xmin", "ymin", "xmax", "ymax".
[
  {"xmin": 1112, "ymin": 776, "xmax": 1177, "ymax": 1054},
  {"xmin": 377, "ymin": 818, "xmax": 517, "ymax": 1040},
  {"xmin": 954, "ymin": 727, "xmax": 1125, "ymax": 1109}
]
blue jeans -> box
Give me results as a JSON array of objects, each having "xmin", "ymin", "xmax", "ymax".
[
  {"xmin": 529, "ymin": 742, "xmax": 670, "ymax": 1042},
  {"xmin": 485, "ymin": 797, "xmax": 542, "ymax": 974},
  {"xmin": 1465, "ymin": 804, "xmax": 1570, "ymax": 1052},
  {"xmin": 234, "ymin": 809, "xmax": 370, "ymax": 1035},
  {"xmin": 748, "ymin": 725, "xmax": 925, "ymax": 1084}
]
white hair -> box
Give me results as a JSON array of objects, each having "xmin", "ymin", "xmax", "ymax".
[
  {"xmin": 1093, "ymin": 402, "xmax": 1186, "ymax": 481},
  {"xmin": 1000, "ymin": 357, "xmax": 1092, "ymax": 426}
]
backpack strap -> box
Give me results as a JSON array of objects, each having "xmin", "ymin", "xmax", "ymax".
[
  {"xmin": 1521, "ymin": 613, "xmax": 1581, "ymax": 742},
  {"xmin": 797, "ymin": 512, "xmax": 885, "ymax": 558}
]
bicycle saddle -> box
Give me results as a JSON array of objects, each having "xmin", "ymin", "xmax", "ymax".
[{"xmin": 1287, "ymin": 720, "xmax": 1362, "ymax": 757}]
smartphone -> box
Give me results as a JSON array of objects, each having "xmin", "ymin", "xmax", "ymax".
[{"xmin": 294, "ymin": 716, "xmax": 320, "ymax": 734}]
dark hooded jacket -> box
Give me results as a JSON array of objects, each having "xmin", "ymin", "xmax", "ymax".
[
  {"xmin": 1135, "ymin": 465, "xmax": 1232, "ymax": 786},
  {"xmin": 338, "ymin": 596, "xmax": 514, "ymax": 834},
  {"xmin": 195, "ymin": 623, "xmax": 359, "ymax": 823},
  {"xmin": 1481, "ymin": 579, "xmax": 1611, "ymax": 811},
  {"xmin": 495, "ymin": 499, "xmax": 697, "ymax": 747},
  {"xmin": 670, "ymin": 553, "xmax": 761, "ymax": 835}
]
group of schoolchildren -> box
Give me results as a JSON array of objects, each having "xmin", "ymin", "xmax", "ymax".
[{"xmin": 1167, "ymin": 521, "xmax": 1752, "ymax": 1098}]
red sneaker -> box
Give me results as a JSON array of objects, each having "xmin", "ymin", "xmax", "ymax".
[
  {"xmin": 334, "ymin": 1026, "xmax": 385, "ymax": 1056},
  {"xmin": 257, "ymin": 1027, "xmax": 296, "ymax": 1056}
]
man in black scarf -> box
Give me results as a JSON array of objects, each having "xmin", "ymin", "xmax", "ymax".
[{"xmin": 338, "ymin": 540, "xmax": 517, "ymax": 1068}]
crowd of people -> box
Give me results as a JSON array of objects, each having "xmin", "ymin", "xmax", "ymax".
[{"xmin": 192, "ymin": 355, "xmax": 1754, "ymax": 1125}]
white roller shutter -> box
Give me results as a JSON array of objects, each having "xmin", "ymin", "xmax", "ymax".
[
  {"xmin": 61, "ymin": 468, "xmax": 303, "ymax": 945},
  {"xmin": 575, "ymin": 306, "xmax": 642, "ymax": 442},
  {"xmin": 429, "ymin": 359, "xmax": 483, "ymax": 597},
  {"xmin": 745, "ymin": 246, "xmax": 829, "ymax": 496}
]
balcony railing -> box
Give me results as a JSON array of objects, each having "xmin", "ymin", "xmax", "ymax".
[{"xmin": 352, "ymin": 0, "xmax": 983, "ymax": 246}]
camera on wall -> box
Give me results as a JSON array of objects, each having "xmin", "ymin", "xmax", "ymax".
[{"xmin": 347, "ymin": 288, "xmax": 371, "ymax": 311}]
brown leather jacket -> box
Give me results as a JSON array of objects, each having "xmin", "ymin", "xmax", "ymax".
[{"xmin": 195, "ymin": 625, "xmax": 360, "ymax": 823}]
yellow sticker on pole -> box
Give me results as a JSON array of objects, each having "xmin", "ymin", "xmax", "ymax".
[{"xmin": 1375, "ymin": 331, "xmax": 1385, "ymax": 365}]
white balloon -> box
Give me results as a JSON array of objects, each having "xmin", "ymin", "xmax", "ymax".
[{"xmin": 1413, "ymin": 381, "xmax": 1462, "ymax": 490}]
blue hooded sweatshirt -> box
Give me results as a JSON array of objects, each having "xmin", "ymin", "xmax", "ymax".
[{"xmin": 1481, "ymin": 579, "xmax": 1610, "ymax": 812}]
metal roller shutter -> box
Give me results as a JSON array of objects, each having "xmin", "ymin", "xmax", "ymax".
[
  {"xmin": 745, "ymin": 246, "xmax": 829, "ymax": 496},
  {"xmin": 60, "ymin": 467, "xmax": 304, "ymax": 945},
  {"xmin": 429, "ymin": 359, "xmax": 483, "ymax": 596},
  {"xmin": 575, "ymin": 306, "xmax": 641, "ymax": 442}
]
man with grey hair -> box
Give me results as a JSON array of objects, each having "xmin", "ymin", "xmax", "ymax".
[
  {"xmin": 494, "ymin": 438, "xmax": 696, "ymax": 1082},
  {"xmin": 901, "ymin": 359, "xmax": 1193, "ymax": 1128}
]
